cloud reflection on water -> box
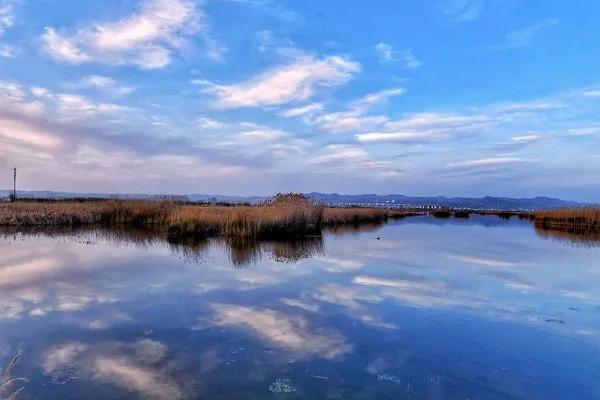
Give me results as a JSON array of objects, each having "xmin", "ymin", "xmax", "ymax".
[
  {"xmin": 211, "ymin": 303, "xmax": 352, "ymax": 359},
  {"xmin": 1, "ymin": 217, "xmax": 600, "ymax": 399},
  {"xmin": 43, "ymin": 340, "xmax": 187, "ymax": 400}
]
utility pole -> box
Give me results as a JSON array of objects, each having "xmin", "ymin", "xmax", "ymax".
[{"xmin": 12, "ymin": 168, "xmax": 16, "ymax": 202}]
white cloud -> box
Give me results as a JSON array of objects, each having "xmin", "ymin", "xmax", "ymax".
[
  {"xmin": 0, "ymin": 42, "xmax": 15, "ymax": 57},
  {"xmin": 350, "ymin": 88, "xmax": 405, "ymax": 113},
  {"xmin": 0, "ymin": 0, "xmax": 18, "ymax": 57},
  {"xmin": 353, "ymin": 275, "xmax": 446, "ymax": 292},
  {"xmin": 511, "ymin": 134, "xmax": 541, "ymax": 142},
  {"xmin": 402, "ymin": 49, "xmax": 422, "ymax": 69},
  {"xmin": 196, "ymin": 118, "xmax": 290, "ymax": 144},
  {"xmin": 494, "ymin": 18, "xmax": 560, "ymax": 50},
  {"xmin": 351, "ymin": 111, "xmax": 487, "ymax": 142},
  {"xmin": 1, "ymin": 80, "xmax": 131, "ymax": 125},
  {"xmin": 43, "ymin": 340, "xmax": 185, "ymax": 400},
  {"xmin": 236, "ymin": 128, "xmax": 288, "ymax": 143},
  {"xmin": 374, "ymin": 42, "xmax": 395, "ymax": 63},
  {"xmin": 66, "ymin": 75, "xmax": 135, "ymax": 97},
  {"xmin": 449, "ymin": 156, "xmax": 537, "ymax": 168},
  {"xmin": 280, "ymin": 102, "xmax": 324, "ymax": 117},
  {"xmin": 41, "ymin": 27, "xmax": 92, "ymax": 63},
  {"xmin": 443, "ymin": 0, "xmax": 482, "ymax": 23},
  {"xmin": 313, "ymin": 113, "xmax": 389, "ymax": 133},
  {"xmin": 374, "ymin": 43, "xmax": 421, "ymax": 69},
  {"xmin": 53, "ymin": 94, "xmax": 129, "ymax": 121},
  {"xmin": 297, "ymin": 88, "xmax": 404, "ymax": 133},
  {"xmin": 202, "ymin": 33, "xmax": 227, "ymax": 62},
  {"xmin": 447, "ymin": 254, "xmax": 519, "ymax": 268},
  {"xmin": 581, "ymin": 90, "xmax": 600, "ymax": 98},
  {"xmin": 197, "ymin": 116, "xmax": 229, "ymax": 130},
  {"xmin": 41, "ymin": 0, "xmax": 201, "ymax": 69},
  {"xmin": 255, "ymin": 29, "xmax": 294, "ymax": 53},
  {"xmin": 0, "ymin": 1, "xmax": 15, "ymax": 36},
  {"xmin": 212, "ymin": 303, "xmax": 351, "ymax": 359},
  {"xmin": 308, "ymin": 144, "xmax": 403, "ymax": 177},
  {"xmin": 195, "ymin": 52, "xmax": 359, "ymax": 108},
  {"xmin": 356, "ymin": 130, "xmax": 449, "ymax": 143}
]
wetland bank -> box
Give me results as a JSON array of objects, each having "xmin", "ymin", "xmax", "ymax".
[{"xmin": 1, "ymin": 212, "xmax": 600, "ymax": 399}]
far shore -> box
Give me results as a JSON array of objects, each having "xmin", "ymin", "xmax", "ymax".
[
  {"xmin": 0, "ymin": 194, "xmax": 415, "ymax": 239},
  {"xmin": 0, "ymin": 194, "xmax": 598, "ymax": 239}
]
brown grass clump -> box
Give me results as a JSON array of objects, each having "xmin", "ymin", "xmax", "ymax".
[
  {"xmin": 534, "ymin": 208, "xmax": 600, "ymax": 233},
  {"xmin": 167, "ymin": 193, "xmax": 323, "ymax": 238},
  {"xmin": 0, "ymin": 200, "xmax": 173, "ymax": 226},
  {"xmin": 322, "ymin": 207, "xmax": 407, "ymax": 226}
]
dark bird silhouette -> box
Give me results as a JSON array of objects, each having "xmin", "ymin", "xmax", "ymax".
[{"xmin": 375, "ymin": 237, "xmax": 381, "ymax": 240}]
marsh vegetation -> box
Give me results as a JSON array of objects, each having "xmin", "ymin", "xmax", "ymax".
[
  {"xmin": 533, "ymin": 208, "xmax": 600, "ymax": 233},
  {"xmin": 0, "ymin": 194, "xmax": 410, "ymax": 239}
]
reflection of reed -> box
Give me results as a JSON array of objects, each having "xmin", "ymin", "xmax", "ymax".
[
  {"xmin": 0, "ymin": 225, "xmax": 165, "ymax": 250},
  {"xmin": 535, "ymin": 226, "xmax": 600, "ymax": 248},
  {"xmin": 167, "ymin": 236, "xmax": 211, "ymax": 264},
  {"xmin": 224, "ymin": 236, "xmax": 324, "ymax": 267},
  {"xmin": 0, "ymin": 225, "xmax": 327, "ymax": 267},
  {"xmin": 226, "ymin": 237, "xmax": 262, "ymax": 268},
  {"xmin": 323, "ymin": 221, "xmax": 385, "ymax": 235},
  {"xmin": 267, "ymin": 238, "xmax": 324, "ymax": 263}
]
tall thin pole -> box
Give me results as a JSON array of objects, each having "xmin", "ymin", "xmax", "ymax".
[{"xmin": 13, "ymin": 168, "xmax": 16, "ymax": 201}]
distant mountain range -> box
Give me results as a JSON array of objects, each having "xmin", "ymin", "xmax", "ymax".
[
  {"xmin": 0, "ymin": 190, "xmax": 589, "ymax": 210},
  {"xmin": 304, "ymin": 193, "xmax": 585, "ymax": 210}
]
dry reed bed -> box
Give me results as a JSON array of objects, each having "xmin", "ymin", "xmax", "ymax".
[
  {"xmin": 0, "ymin": 195, "xmax": 409, "ymax": 238},
  {"xmin": 534, "ymin": 208, "xmax": 600, "ymax": 233}
]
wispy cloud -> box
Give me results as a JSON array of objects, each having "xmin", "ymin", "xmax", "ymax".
[
  {"xmin": 374, "ymin": 42, "xmax": 394, "ymax": 63},
  {"xmin": 374, "ymin": 43, "xmax": 422, "ymax": 69},
  {"xmin": 43, "ymin": 340, "xmax": 186, "ymax": 400},
  {"xmin": 493, "ymin": 18, "xmax": 560, "ymax": 50},
  {"xmin": 221, "ymin": 0, "xmax": 297, "ymax": 21},
  {"xmin": 212, "ymin": 303, "xmax": 351, "ymax": 359},
  {"xmin": 307, "ymin": 144, "xmax": 403, "ymax": 177},
  {"xmin": 41, "ymin": 0, "xmax": 201, "ymax": 69},
  {"xmin": 449, "ymin": 156, "xmax": 538, "ymax": 170},
  {"xmin": 355, "ymin": 112, "xmax": 491, "ymax": 143},
  {"xmin": 65, "ymin": 75, "xmax": 135, "ymax": 97},
  {"xmin": 442, "ymin": 0, "xmax": 482, "ymax": 23},
  {"xmin": 0, "ymin": 0, "xmax": 15, "ymax": 37},
  {"xmin": 447, "ymin": 254, "xmax": 519, "ymax": 268},
  {"xmin": 287, "ymin": 87, "xmax": 404, "ymax": 133},
  {"xmin": 279, "ymin": 102, "xmax": 324, "ymax": 117},
  {"xmin": 0, "ymin": 0, "xmax": 18, "ymax": 57},
  {"xmin": 580, "ymin": 89, "xmax": 600, "ymax": 98},
  {"xmin": 194, "ymin": 52, "xmax": 359, "ymax": 108}
]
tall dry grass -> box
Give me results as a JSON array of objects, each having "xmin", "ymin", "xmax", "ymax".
[
  {"xmin": 1, "ymin": 352, "xmax": 26, "ymax": 399},
  {"xmin": 167, "ymin": 194, "xmax": 323, "ymax": 238},
  {"xmin": 322, "ymin": 206, "xmax": 408, "ymax": 226},
  {"xmin": 534, "ymin": 208, "xmax": 600, "ymax": 233},
  {"xmin": 0, "ymin": 194, "xmax": 411, "ymax": 238},
  {"xmin": 0, "ymin": 200, "xmax": 173, "ymax": 226}
]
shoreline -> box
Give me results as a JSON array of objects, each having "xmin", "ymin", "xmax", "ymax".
[
  {"xmin": 1, "ymin": 198, "xmax": 598, "ymax": 240},
  {"xmin": 0, "ymin": 195, "xmax": 415, "ymax": 239}
]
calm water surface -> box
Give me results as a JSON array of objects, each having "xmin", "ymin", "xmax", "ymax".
[{"xmin": 1, "ymin": 216, "xmax": 600, "ymax": 399}]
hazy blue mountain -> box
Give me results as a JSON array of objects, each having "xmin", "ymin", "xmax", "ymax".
[{"xmin": 305, "ymin": 193, "xmax": 584, "ymax": 210}]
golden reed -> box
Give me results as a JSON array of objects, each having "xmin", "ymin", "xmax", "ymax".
[{"xmin": 0, "ymin": 194, "xmax": 410, "ymax": 238}]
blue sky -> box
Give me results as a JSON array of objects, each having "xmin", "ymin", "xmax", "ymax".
[{"xmin": 1, "ymin": 0, "xmax": 599, "ymax": 200}]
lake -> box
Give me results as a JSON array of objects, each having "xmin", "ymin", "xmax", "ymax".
[{"xmin": 1, "ymin": 215, "xmax": 600, "ymax": 399}]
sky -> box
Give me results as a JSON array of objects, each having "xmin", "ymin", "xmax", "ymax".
[{"xmin": 0, "ymin": 0, "xmax": 599, "ymax": 201}]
